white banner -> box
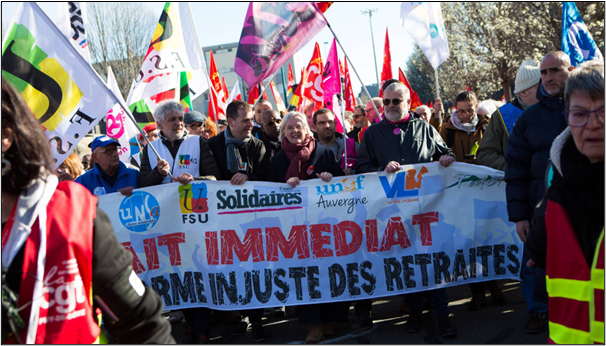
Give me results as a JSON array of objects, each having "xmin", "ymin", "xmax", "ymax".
[
  {"xmin": 56, "ymin": 2, "xmax": 91, "ymax": 64},
  {"xmin": 98, "ymin": 163, "xmax": 522, "ymax": 311}
]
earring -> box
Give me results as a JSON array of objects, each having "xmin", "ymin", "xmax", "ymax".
[{"xmin": 2, "ymin": 153, "xmax": 11, "ymax": 176}]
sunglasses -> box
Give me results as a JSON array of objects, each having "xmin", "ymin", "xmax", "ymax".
[
  {"xmin": 383, "ymin": 98, "xmax": 403, "ymax": 106},
  {"xmin": 187, "ymin": 123, "xmax": 205, "ymax": 130},
  {"xmin": 263, "ymin": 118, "xmax": 282, "ymax": 127}
]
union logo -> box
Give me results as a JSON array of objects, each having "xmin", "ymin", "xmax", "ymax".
[{"xmin": 179, "ymin": 183, "xmax": 208, "ymax": 214}]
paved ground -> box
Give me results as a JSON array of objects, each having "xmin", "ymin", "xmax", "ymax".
[{"xmin": 168, "ymin": 279, "xmax": 547, "ymax": 344}]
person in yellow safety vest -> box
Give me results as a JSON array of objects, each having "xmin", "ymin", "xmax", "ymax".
[
  {"xmin": 527, "ymin": 61, "xmax": 604, "ymax": 344},
  {"xmin": 1, "ymin": 80, "xmax": 176, "ymax": 343}
]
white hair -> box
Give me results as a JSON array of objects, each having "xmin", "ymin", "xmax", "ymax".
[
  {"xmin": 154, "ymin": 100, "xmax": 185, "ymax": 123},
  {"xmin": 415, "ymin": 105, "xmax": 430, "ymax": 114},
  {"xmin": 477, "ymin": 99, "xmax": 502, "ymax": 118},
  {"xmin": 384, "ymin": 82, "xmax": 410, "ymax": 100},
  {"xmin": 279, "ymin": 112, "xmax": 312, "ymax": 141}
]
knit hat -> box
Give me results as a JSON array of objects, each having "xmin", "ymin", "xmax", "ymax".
[{"xmin": 514, "ymin": 59, "xmax": 540, "ymax": 94}]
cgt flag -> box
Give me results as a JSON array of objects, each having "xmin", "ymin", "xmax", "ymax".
[
  {"xmin": 303, "ymin": 42, "xmax": 324, "ymax": 108},
  {"xmin": 401, "ymin": 2, "xmax": 450, "ymax": 70},
  {"xmin": 562, "ymin": 2, "xmax": 604, "ymax": 66},
  {"xmin": 1, "ymin": 2, "xmax": 118, "ymax": 170},
  {"xmin": 207, "ymin": 50, "xmax": 226, "ymax": 122},
  {"xmin": 234, "ymin": 2, "xmax": 327, "ymax": 88},
  {"xmin": 379, "ymin": 28, "xmax": 393, "ymax": 97}
]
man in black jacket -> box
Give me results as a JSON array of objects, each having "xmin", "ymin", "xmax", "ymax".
[
  {"xmin": 357, "ymin": 82, "xmax": 457, "ymax": 338},
  {"xmin": 257, "ymin": 109, "xmax": 282, "ymax": 159},
  {"xmin": 138, "ymin": 101, "xmax": 220, "ymax": 187},
  {"xmin": 504, "ymin": 51, "xmax": 573, "ymax": 333},
  {"xmin": 207, "ymin": 100, "xmax": 270, "ymax": 341}
]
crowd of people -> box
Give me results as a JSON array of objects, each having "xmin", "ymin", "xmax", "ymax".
[{"xmin": 2, "ymin": 50, "xmax": 603, "ymax": 344}]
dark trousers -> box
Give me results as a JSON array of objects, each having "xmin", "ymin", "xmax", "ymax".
[
  {"xmin": 297, "ymin": 302, "xmax": 350, "ymax": 325},
  {"xmin": 241, "ymin": 308, "xmax": 264, "ymax": 324},
  {"xmin": 182, "ymin": 307, "xmax": 212, "ymax": 338},
  {"xmin": 405, "ymin": 288, "xmax": 450, "ymax": 317}
]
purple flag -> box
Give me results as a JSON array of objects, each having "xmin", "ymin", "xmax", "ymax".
[
  {"xmin": 234, "ymin": 2, "xmax": 327, "ymax": 87},
  {"xmin": 322, "ymin": 38, "xmax": 340, "ymax": 99}
]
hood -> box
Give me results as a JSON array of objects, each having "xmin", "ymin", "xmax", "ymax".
[
  {"xmin": 549, "ymin": 127, "xmax": 571, "ymax": 176},
  {"xmin": 536, "ymin": 79, "xmax": 565, "ymax": 111}
]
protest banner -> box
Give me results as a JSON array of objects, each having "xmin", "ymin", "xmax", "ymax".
[{"xmin": 98, "ymin": 162, "xmax": 522, "ymax": 311}]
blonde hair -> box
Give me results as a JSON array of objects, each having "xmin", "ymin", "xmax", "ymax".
[{"xmin": 279, "ymin": 112, "xmax": 312, "ymax": 142}]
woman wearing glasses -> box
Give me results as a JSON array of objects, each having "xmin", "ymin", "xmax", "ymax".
[{"xmin": 527, "ymin": 62, "xmax": 604, "ymax": 344}]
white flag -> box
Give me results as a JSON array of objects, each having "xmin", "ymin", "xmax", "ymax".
[
  {"xmin": 56, "ymin": 2, "xmax": 91, "ymax": 64},
  {"xmin": 127, "ymin": 2, "xmax": 209, "ymax": 118},
  {"xmin": 2, "ymin": 3, "xmax": 123, "ymax": 169},
  {"xmin": 106, "ymin": 66, "xmax": 140, "ymax": 164},
  {"xmin": 226, "ymin": 79, "xmax": 242, "ymax": 105},
  {"xmin": 401, "ymin": 2, "xmax": 450, "ymax": 69}
]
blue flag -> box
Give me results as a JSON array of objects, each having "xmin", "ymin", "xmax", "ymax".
[{"xmin": 561, "ymin": 2, "xmax": 604, "ymax": 66}]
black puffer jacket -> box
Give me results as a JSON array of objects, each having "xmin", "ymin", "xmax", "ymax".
[{"xmin": 504, "ymin": 80, "xmax": 568, "ymax": 222}]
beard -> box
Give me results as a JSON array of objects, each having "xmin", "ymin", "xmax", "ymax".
[{"xmin": 385, "ymin": 109, "xmax": 405, "ymax": 122}]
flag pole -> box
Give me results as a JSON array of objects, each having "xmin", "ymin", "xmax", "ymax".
[
  {"xmin": 325, "ymin": 23, "xmax": 382, "ymax": 119},
  {"xmin": 434, "ymin": 68, "xmax": 442, "ymax": 123},
  {"xmin": 28, "ymin": 2, "xmax": 171, "ymax": 178},
  {"xmin": 280, "ymin": 66, "xmax": 289, "ymax": 111}
]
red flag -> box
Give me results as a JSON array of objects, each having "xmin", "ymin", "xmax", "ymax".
[
  {"xmin": 344, "ymin": 59, "xmax": 356, "ymax": 112},
  {"xmin": 315, "ymin": 2, "xmax": 334, "ymax": 13},
  {"xmin": 221, "ymin": 77, "xmax": 229, "ymax": 102},
  {"xmin": 430, "ymin": 101, "xmax": 433, "ymax": 108},
  {"xmin": 303, "ymin": 42, "xmax": 324, "ymax": 106},
  {"xmin": 247, "ymin": 84, "xmax": 268, "ymax": 105},
  {"xmin": 208, "ymin": 51, "xmax": 226, "ymax": 122},
  {"xmin": 466, "ymin": 85, "xmax": 470, "ymax": 91},
  {"xmin": 379, "ymin": 28, "xmax": 393, "ymax": 97},
  {"xmin": 287, "ymin": 63, "xmax": 295, "ymax": 95},
  {"xmin": 398, "ymin": 68, "xmax": 422, "ymax": 111},
  {"xmin": 290, "ymin": 68, "xmax": 307, "ymax": 111},
  {"xmin": 338, "ymin": 59, "xmax": 345, "ymax": 77}
]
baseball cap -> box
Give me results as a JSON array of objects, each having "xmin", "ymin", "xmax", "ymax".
[
  {"xmin": 89, "ymin": 135, "xmax": 119, "ymax": 152},
  {"xmin": 184, "ymin": 111, "xmax": 207, "ymax": 125}
]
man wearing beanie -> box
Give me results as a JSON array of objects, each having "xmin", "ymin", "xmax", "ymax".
[
  {"xmin": 504, "ymin": 51, "xmax": 574, "ymax": 334},
  {"xmin": 477, "ymin": 58, "xmax": 541, "ymax": 170}
]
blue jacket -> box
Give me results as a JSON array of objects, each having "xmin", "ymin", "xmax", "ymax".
[
  {"xmin": 75, "ymin": 161, "xmax": 139, "ymax": 196},
  {"xmin": 504, "ymin": 80, "xmax": 568, "ymax": 222}
]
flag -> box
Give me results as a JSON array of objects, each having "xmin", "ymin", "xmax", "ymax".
[
  {"xmin": 287, "ymin": 63, "xmax": 295, "ymax": 95},
  {"xmin": 398, "ymin": 68, "xmax": 422, "ymax": 111},
  {"xmin": 247, "ymin": 84, "xmax": 268, "ymax": 105},
  {"xmin": 56, "ymin": 2, "xmax": 90, "ymax": 63},
  {"xmin": 290, "ymin": 68, "xmax": 308, "ymax": 110},
  {"xmin": 179, "ymin": 71, "xmax": 193, "ymax": 112},
  {"xmin": 269, "ymin": 81, "xmax": 287, "ymax": 114},
  {"xmin": 127, "ymin": 2, "xmax": 209, "ymax": 122},
  {"xmin": 221, "ymin": 77, "xmax": 229, "ymax": 102},
  {"xmin": 338, "ymin": 58, "xmax": 345, "ymax": 77},
  {"xmin": 323, "ymin": 39, "xmax": 340, "ymax": 99},
  {"xmin": 2, "ymin": 2, "xmax": 119, "ymax": 170},
  {"xmin": 227, "ymin": 79, "xmax": 242, "ymax": 104},
  {"xmin": 379, "ymin": 28, "xmax": 393, "ymax": 97},
  {"xmin": 315, "ymin": 2, "xmax": 334, "ymax": 13},
  {"xmin": 106, "ymin": 66, "xmax": 139, "ymax": 164},
  {"xmin": 430, "ymin": 101, "xmax": 434, "ymax": 108},
  {"xmin": 466, "ymin": 85, "xmax": 470, "ymax": 91},
  {"xmin": 303, "ymin": 42, "xmax": 324, "ymax": 105},
  {"xmin": 208, "ymin": 50, "xmax": 226, "ymax": 122},
  {"xmin": 401, "ymin": 3, "xmax": 450, "ymax": 69},
  {"xmin": 562, "ymin": 2, "xmax": 604, "ymax": 66},
  {"xmin": 344, "ymin": 59, "xmax": 357, "ymax": 112},
  {"xmin": 234, "ymin": 2, "xmax": 327, "ymax": 88}
]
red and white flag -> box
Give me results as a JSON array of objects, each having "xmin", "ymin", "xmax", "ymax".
[{"xmin": 208, "ymin": 50, "xmax": 226, "ymax": 122}]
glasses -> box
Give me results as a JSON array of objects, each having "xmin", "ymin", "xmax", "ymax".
[
  {"xmin": 458, "ymin": 108, "xmax": 475, "ymax": 115},
  {"xmin": 263, "ymin": 118, "xmax": 282, "ymax": 127},
  {"xmin": 97, "ymin": 146, "xmax": 121, "ymax": 155},
  {"xmin": 316, "ymin": 120, "xmax": 335, "ymax": 127},
  {"xmin": 563, "ymin": 106, "xmax": 605, "ymax": 127},
  {"xmin": 383, "ymin": 98, "xmax": 403, "ymax": 106},
  {"xmin": 187, "ymin": 123, "xmax": 205, "ymax": 130}
]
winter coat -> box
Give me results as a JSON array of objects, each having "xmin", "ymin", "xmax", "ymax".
[
  {"xmin": 437, "ymin": 113, "xmax": 489, "ymax": 162},
  {"xmin": 138, "ymin": 132, "xmax": 220, "ymax": 187},
  {"xmin": 75, "ymin": 160, "xmax": 139, "ymax": 196},
  {"xmin": 266, "ymin": 140, "xmax": 345, "ymax": 183},
  {"xmin": 356, "ymin": 112, "xmax": 455, "ymax": 173},
  {"xmin": 504, "ymin": 80, "xmax": 568, "ymax": 222},
  {"xmin": 476, "ymin": 98, "xmax": 525, "ymax": 170},
  {"xmin": 528, "ymin": 128, "xmax": 604, "ymax": 268},
  {"xmin": 208, "ymin": 131, "xmax": 271, "ymax": 181}
]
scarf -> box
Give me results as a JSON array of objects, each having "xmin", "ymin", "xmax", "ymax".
[
  {"xmin": 282, "ymin": 135, "xmax": 316, "ymax": 181},
  {"xmin": 450, "ymin": 111, "xmax": 479, "ymax": 134},
  {"xmin": 225, "ymin": 126, "xmax": 250, "ymax": 174}
]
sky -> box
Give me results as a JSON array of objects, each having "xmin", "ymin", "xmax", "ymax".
[{"xmin": 1, "ymin": 2, "xmax": 418, "ymax": 97}]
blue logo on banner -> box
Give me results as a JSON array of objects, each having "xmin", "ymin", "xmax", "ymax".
[{"xmin": 119, "ymin": 191, "xmax": 160, "ymax": 232}]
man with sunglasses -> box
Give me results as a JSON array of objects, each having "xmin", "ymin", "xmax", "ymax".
[
  {"xmin": 258, "ymin": 109, "xmax": 282, "ymax": 158},
  {"xmin": 75, "ymin": 135, "xmax": 139, "ymax": 197},
  {"xmin": 504, "ymin": 51, "xmax": 574, "ymax": 334}
]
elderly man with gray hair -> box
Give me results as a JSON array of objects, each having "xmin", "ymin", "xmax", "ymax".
[{"xmin": 138, "ymin": 100, "xmax": 220, "ymax": 187}]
